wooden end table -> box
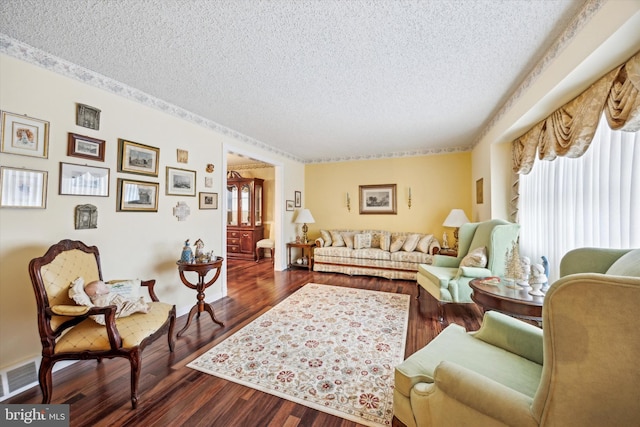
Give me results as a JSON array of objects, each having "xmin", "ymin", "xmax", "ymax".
[
  {"xmin": 470, "ymin": 277, "xmax": 545, "ymax": 323},
  {"xmin": 287, "ymin": 241, "xmax": 315, "ymax": 271},
  {"xmin": 176, "ymin": 257, "xmax": 225, "ymax": 337}
]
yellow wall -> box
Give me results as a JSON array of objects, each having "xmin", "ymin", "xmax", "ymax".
[{"xmin": 304, "ymin": 153, "xmax": 472, "ymax": 242}]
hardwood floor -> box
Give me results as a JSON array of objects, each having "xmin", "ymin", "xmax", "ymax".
[{"xmin": 6, "ymin": 259, "xmax": 483, "ymax": 426}]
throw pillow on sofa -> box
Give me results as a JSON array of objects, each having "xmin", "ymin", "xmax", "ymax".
[
  {"xmin": 341, "ymin": 232, "xmax": 355, "ymax": 249},
  {"xmin": 390, "ymin": 234, "xmax": 406, "ymax": 252},
  {"xmin": 330, "ymin": 230, "xmax": 345, "ymax": 247},
  {"xmin": 380, "ymin": 233, "xmax": 391, "ymax": 251},
  {"xmin": 320, "ymin": 230, "xmax": 332, "ymax": 247},
  {"xmin": 354, "ymin": 233, "xmax": 372, "ymax": 249},
  {"xmin": 460, "ymin": 246, "xmax": 488, "ymax": 267},
  {"xmin": 402, "ymin": 233, "xmax": 421, "ymax": 252},
  {"xmin": 416, "ymin": 234, "xmax": 434, "ymax": 253}
]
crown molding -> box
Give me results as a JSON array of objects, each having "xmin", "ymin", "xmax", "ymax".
[{"xmin": 0, "ymin": 33, "xmax": 305, "ymax": 164}]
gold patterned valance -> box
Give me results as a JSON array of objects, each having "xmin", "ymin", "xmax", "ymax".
[{"xmin": 513, "ymin": 50, "xmax": 640, "ymax": 175}]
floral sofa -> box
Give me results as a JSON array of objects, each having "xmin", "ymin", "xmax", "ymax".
[{"xmin": 313, "ymin": 229, "xmax": 440, "ymax": 280}]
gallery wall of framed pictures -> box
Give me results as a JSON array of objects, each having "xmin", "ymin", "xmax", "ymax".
[{"xmin": 0, "ymin": 104, "xmax": 217, "ymax": 215}]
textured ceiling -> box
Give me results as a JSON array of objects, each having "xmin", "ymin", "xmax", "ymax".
[{"xmin": 1, "ymin": 0, "xmax": 588, "ymax": 163}]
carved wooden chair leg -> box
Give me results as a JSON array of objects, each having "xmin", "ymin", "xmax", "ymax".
[
  {"xmin": 167, "ymin": 311, "xmax": 176, "ymax": 352},
  {"xmin": 129, "ymin": 350, "xmax": 142, "ymax": 409},
  {"xmin": 416, "ymin": 282, "xmax": 421, "ymax": 299},
  {"xmin": 39, "ymin": 357, "xmax": 54, "ymax": 404}
]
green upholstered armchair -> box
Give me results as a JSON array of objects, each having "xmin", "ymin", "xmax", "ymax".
[
  {"xmin": 416, "ymin": 219, "xmax": 520, "ymax": 316},
  {"xmin": 394, "ymin": 247, "xmax": 640, "ymax": 427}
]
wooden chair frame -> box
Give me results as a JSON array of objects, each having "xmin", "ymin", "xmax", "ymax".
[{"xmin": 28, "ymin": 239, "xmax": 176, "ymax": 408}]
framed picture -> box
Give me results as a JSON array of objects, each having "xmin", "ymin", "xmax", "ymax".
[
  {"xmin": 116, "ymin": 178, "xmax": 159, "ymax": 212},
  {"xmin": 295, "ymin": 190, "xmax": 301, "ymax": 207},
  {"xmin": 67, "ymin": 133, "xmax": 105, "ymax": 161},
  {"xmin": 286, "ymin": 200, "xmax": 294, "ymax": 211},
  {"xmin": 476, "ymin": 178, "xmax": 484, "ymax": 204},
  {"xmin": 199, "ymin": 192, "xmax": 218, "ymax": 209},
  {"xmin": 166, "ymin": 167, "xmax": 196, "ymax": 196},
  {"xmin": 118, "ymin": 139, "xmax": 160, "ymax": 177},
  {"xmin": 76, "ymin": 103, "xmax": 101, "ymax": 130},
  {"xmin": 177, "ymin": 149, "xmax": 188, "ymax": 163},
  {"xmin": 0, "ymin": 166, "xmax": 48, "ymax": 209},
  {"xmin": 75, "ymin": 204, "xmax": 98, "ymax": 229},
  {"xmin": 359, "ymin": 184, "xmax": 397, "ymax": 214},
  {"xmin": 0, "ymin": 111, "xmax": 49, "ymax": 158},
  {"xmin": 59, "ymin": 162, "xmax": 109, "ymax": 197}
]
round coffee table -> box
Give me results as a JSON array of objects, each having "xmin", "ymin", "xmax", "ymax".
[{"xmin": 470, "ymin": 277, "xmax": 545, "ymax": 323}]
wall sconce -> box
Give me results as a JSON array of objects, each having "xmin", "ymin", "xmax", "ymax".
[
  {"xmin": 408, "ymin": 187, "xmax": 412, "ymax": 209},
  {"xmin": 346, "ymin": 192, "xmax": 351, "ymax": 212}
]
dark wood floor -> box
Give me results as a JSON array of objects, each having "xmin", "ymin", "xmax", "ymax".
[{"xmin": 6, "ymin": 259, "xmax": 483, "ymax": 426}]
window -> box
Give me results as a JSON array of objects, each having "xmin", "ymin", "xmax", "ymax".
[{"xmin": 518, "ymin": 114, "xmax": 639, "ymax": 282}]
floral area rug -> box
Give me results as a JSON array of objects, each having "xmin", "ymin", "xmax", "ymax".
[{"xmin": 187, "ymin": 283, "xmax": 410, "ymax": 426}]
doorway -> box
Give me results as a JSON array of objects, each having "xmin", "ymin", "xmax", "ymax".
[{"xmin": 225, "ymin": 150, "xmax": 279, "ymax": 272}]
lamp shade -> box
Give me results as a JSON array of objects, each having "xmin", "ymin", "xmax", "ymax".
[
  {"xmin": 443, "ymin": 209, "xmax": 469, "ymax": 228},
  {"xmin": 294, "ymin": 209, "xmax": 315, "ymax": 224}
]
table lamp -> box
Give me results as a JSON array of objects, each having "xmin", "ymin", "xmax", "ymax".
[
  {"xmin": 294, "ymin": 209, "xmax": 315, "ymax": 243},
  {"xmin": 443, "ymin": 209, "xmax": 470, "ymax": 251}
]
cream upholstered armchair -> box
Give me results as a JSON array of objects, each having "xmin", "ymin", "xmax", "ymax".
[
  {"xmin": 417, "ymin": 219, "xmax": 520, "ymax": 318},
  {"xmin": 28, "ymin": 239, "xmax": 176, "ymax": 408},
  {"xmin": 394, "ymin": 247, "xmax": 640, "ymax": 427}
]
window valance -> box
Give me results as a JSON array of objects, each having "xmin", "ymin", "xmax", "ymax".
[{"xmin": 512, "ymin": 51, "xmax": 640, "ymax": 175}]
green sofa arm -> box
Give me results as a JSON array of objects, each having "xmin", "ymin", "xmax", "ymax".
[
  {"xmin": 559, "ymin": 247, "xmax": 633, "ymax": 277},
  {"xmin": 411, "ymin": 361, "xmax": 537, "ymax": 427},
  {"xmin": 471, "ymin": 311, "xmax": 543, "ymax": 365}
]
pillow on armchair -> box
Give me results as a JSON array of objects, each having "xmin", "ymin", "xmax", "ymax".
[{"xmin": 460, "ymin": 246, "xmax": 488, "ymax": 268}]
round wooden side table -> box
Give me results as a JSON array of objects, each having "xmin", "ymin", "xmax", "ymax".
[
  {"xmin": 470, "ymin": 277, "xmax": 545, "ymax": 323},
  {"xmin": 176, "ymin": 257, "xmax": 225, "ymax": 337}
]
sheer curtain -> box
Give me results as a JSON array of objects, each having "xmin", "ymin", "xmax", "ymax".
[{"xmin": 519, "ymin": 113, "xmax": 640, "ymax": 282}]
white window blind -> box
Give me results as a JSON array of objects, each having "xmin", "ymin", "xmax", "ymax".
[{"xmin": 518, "ymin": 114, "xmax": 639, "ymax": 282}]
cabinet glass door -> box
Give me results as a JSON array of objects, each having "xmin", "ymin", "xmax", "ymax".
[
  {"xmin": 255, "ymin": 183, "xmax": 263, "ymax": 226},
  {"xmin": 227, "ymin": 185, "xmax": 238, "ymax": 225},
  {"xmin": 240, "ymin": 184, "xmax": 251, "ymax": 225}
]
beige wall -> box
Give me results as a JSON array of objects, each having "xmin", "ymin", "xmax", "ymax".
[
  {"xmin": 0, "ymin": 54, "xmax": 303, "ymax": 372},
  {"xmin": 304, "ymin": 153, "xmax": 472, "ymax": 242}
]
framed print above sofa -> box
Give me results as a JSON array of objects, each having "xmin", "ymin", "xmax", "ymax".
[{"xmin": 359, "ymin": 184, "xmax": 397, "ymax": 214}]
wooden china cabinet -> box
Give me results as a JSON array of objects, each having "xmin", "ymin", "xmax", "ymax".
[{"xmin": 226, "ymin": 176, "xmax": 264, "ymax": 260}]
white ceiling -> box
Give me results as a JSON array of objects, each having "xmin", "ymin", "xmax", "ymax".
[{"xmin": 0, "ymin": 0, "xmax": 610, "ymax": 163}]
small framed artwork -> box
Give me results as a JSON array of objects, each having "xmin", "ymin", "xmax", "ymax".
[
  {"xmin": 0, "ymin": 166, "xmax": 48, "ymax": 209},
  {"xmin": 295, "ymin": 191, "xmax": 301, "ymax": 207},
  {"xmin": 67, "ymin": 133, "xmax": 105, "ymax": 161},
  {"xmin": 476, "ymin": 178, "xmax": 484, "ymax": 204},
  {"xmin": 359, "ymin": 184, "xmax": 397, "ymax": 215},
  {"xmin": 59, "ymin": 162, "xmax": 109, "ymax": 197},
  {"xmin": 177, "ymin": 149, "xmax": 188, "ymax": 163},
  {"xmin": 76, "ymin": 103, "xmax": 101, "ymax": 130},
  {"xmin": 199, "ymin": 192, "xmax": 218, "ymax": 209},
  {"xmin": 118, "ymin": 139, "xmax": 160, "ymax": 177},
  {"xmin": 286, "ymin": 200, "xmax": 294, "ymax": 211},
  {"xmin": 116, "ymin": 178, "xmax": 159, "ymax": 212},
  {"xmin": 0, "ymin": 111, "xmax": 49, "ymax": 158},
  {"xmin": 204, "ymin": 176, "xmax": 213, "ymax": 188},
  {"xmin": 75, "ymin": 204, "xmax": 98, "ymax": 229},
  {"xmin": 166, "ymin": 167, "xmax": 196, "ymax": 196}
]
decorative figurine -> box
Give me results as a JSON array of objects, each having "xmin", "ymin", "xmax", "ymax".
[
  {"xmin": 180, "ymin": 239, "xmax": 194, "ymax": 263},
  {"xmin": 442, "ymin": 232, "xmax": 449, "ymax": 249},
  {"xmin": 529, "ymin": 263, "xmax": 547, "ymax": 296},
  {"xmin": 194, "ymin": 239, "xmax": 205, "ymax": 262}
]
